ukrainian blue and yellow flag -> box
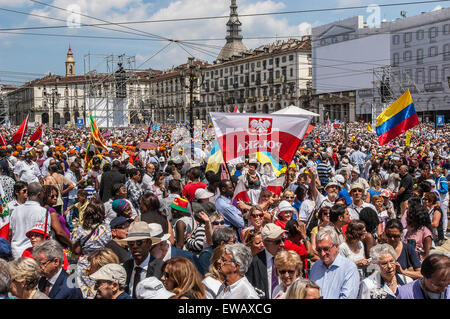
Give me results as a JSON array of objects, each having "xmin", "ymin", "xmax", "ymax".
[
  {"xmin": 376, "ymin": 90, "xmax": 420, "ymax": 146},
  {"xmin": 206, "ymin": 139, "xmax": 224, "ymax": 174},
  {"xmin": 256, "ymin": 151, "xmax": 283, "ymax": 176}
]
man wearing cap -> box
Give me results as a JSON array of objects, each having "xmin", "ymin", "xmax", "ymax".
[
  {"xmin": 120, "ymin": 221, "xmax": 164, "ymax": 298},
  {"xmin": 347, "ymin": 183, "xmax": 376, "ymax": 220},
  {"xmin": 182, "ymin": 167, "xmax": 207, "ymax": 202},
  {"xmin": 349, "ymin": 165, "xmax": 370, "ymax": 195},
  {"xmin": 191, "ymin": 188, "xmax": 216, "ymax": 215},
  {"xmin": 135, "ymin": 276, "xmax": 175, "ymax": 299},
  {"xmin": 90, "ymin": 263, "xmax": 131, "ymax": 299},
  {"xmin": 158, "ymin": 156, "xmax": 167, "ymax": 172},
  {"xmin": 105, "ymin": 216, "xmax": 132, "ymax": 264},
  {"xmin": 335, "ymin": 174, "xmax": 352, "ymax": 205},
  {"xmin": 246, "ymin": 223, "xmax": 286, "ymax": 299}
]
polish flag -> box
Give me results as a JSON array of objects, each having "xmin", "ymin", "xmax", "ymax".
[
  {"xmin": 0, "ymin": 134, "xmax": 7, "ymax": 146},
  {"xmin": 266, "ymin": 175, "xmax": 285, "ymax": 197},
  {"xmin": 209, "ymin": 112, "xmax": 313, "ymax": 165},
  {"xmin": 232, "ymin": 179, "xmax": 250, "ymax": 203}
]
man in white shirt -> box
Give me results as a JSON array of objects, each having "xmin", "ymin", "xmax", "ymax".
[
  {"xmin": 347, "ymin": 182, "xmax": 376, "ymax": 220},
  {"xmin": 9, "ymin": 182, "xmax": 49, "ymax": 259},
  {"xmin": 40, "ymin": 149, "xmax": 55, "ymax": 178},
  {"xmin": 14, "ymin": 152, "xmax": 42, "ymax": 184}
]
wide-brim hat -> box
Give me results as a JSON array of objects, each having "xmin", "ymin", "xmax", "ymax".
[
  {"xmin": 325, "ymin": 181, "xmax": 341, "ymax": 191},
  {"xmin": 148, "ymin": 223, "xmax": 170, "ymax": 246},
  {"xmin": 350, "ymin": 182, "xmax": 365, "ymax": 192},
  {"xmin": 119, "ymin": 221, "xmax": 153, "ymax": 242}
]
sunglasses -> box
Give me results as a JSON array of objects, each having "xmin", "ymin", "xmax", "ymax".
[
  {"xmin": 128, "ymin": 240, "xmax": 146, "ymax": 247},
  {"xmin": 162, "ymin": 271, "xmax": 170, "ymax": 279},
  {"xmin": 385, "ymin": 233, "xmax": 401, "ymax": 239},
  {"xmin": 251, "ymin": 213, "xmax": 264, "ymax": 218},
  {"xmin": 316, "ymin": 245, "xmax": 335, "ymax": 253},
  {"xmin": 212, "ymin": 220, "xmax": 225, "ymax": 226},
  {"xmin": 285, "ymin": 196, "xmax": 295, "ymax": 199},
  {"xmin": 278, "ymin": 269, "xmax": 296, "ymax": 275}
]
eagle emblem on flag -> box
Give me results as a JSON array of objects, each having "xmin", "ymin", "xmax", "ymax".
[{"xmin": 248, "ymin": 118, "xmax": 272, "ymax": 135}]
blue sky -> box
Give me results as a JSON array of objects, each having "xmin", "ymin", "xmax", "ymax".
[{"xmin": 0, "ymin": 0, "xmax": 449, "ymax": 86}]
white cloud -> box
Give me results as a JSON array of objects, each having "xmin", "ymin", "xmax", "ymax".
[
  {"xmin": 0, "ymin": 0, "xmax": 29, "ymax": 7},
  {"xmin": 432, "ymin": 5, "xmax": 442, "ymax": 11}
]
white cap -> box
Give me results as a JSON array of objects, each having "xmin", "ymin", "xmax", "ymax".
[
  {"xmin": 135, "ymin": 277, "xmax": 175, "ymax": 299},
  {"xmin": 334, "ymin": 174, "xmax": 345, "ymax": 184},
  {"xmin": 195, "ymin": 188, "xmax": 214, "ymax": 200},
  {"xmin": 89, "ymin": 263, "xmax": 127, "ymax": 287},
  {"xmin": 261, "ymin": 223, "xmax": 285, "ymax": 241},
  {"xmin": 159, "ymin": 156, "xmax": 165, "ymax": 162}
]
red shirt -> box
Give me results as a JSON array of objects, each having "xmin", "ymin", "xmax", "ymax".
[
  {"xmin": 274, "ymin": 219, "xmax": 286, "ymax": 229},
  {"xmin": 284, "ymin": 239, "xmax": 309, "ymax": 275},
  {"xmin": 182, "ymin": 182, "xmax": 207, "ymax": 202}
]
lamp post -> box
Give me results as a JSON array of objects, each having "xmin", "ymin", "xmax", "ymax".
[
  {"xmin": 44, "ymin": 76, "xmax": 61, "ymax": 128},
  {"xmin": 179, "ymin": 57, "xmax": 204, "ymax": 162}
]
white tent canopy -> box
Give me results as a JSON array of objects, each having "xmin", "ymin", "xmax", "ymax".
[{"xmin": 271, "ymin": 105, "xmax": 319, "ymax": 117}]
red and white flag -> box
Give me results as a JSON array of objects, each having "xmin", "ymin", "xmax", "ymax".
[
  {"xmin": 29, "ymin": 124, "xmax": 43, "ymax": 142},
  {"xmin": 0, "ymin": 134, "xmax": 7, "ymax": 146},
  {"xmin": 266, "ymin": 175, "xmax": 285, "ymax": 197},
  {"xmin": 210, "ymin": 112, "xmax": 312, "ymax": 164},
  {"xmin": 232, "ymin": 179, "xmax": 250, "ymax": 203},
  {"xmin": 232, "ymin": 106, "xmax": 239, "ymax": 113},
  {"xmin": 12, "ymin": 115, "xmax": 29, "ymax": 144}
]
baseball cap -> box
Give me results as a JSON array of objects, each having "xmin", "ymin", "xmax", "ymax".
[
  {"xmin": 110, "ymin": 216, "xmax": 132, "ymax": 229},
  {"xmin": 261, "ymin": 223, "xmax": 285, "ymax": 241},
  {"xmin": 89, "ymin": 263, "xmax": 127, "ymax": 287},
  {"xmin": 334, "ymin": 174, "xmax": 345, "ymax": 184},
  {"xmin": 324, "ymin": 181, "xmax": 341, "ymax": 191},
  {"xmin": 26, "ymin": 222, "xmax": 50, "ymax": 238},
  {"xmin": 159, "ymin": 156, "xmax": 165, "ymax": 162},
  {"xmin": 169, "ymin": 197, "xmax": 189, "ymax": 213},
  {"xmin": 135, "ymin": 277, "xmax": 175, "ymax": 299},
  {"xmin": 195, "ymin": 188, "xmax": 214, "ymax": 200}
]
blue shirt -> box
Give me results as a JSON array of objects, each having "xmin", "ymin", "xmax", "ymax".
[
  {"xmin": 435, "ymin": 175, "xmax": 449, "ymax": 195},
  {"xmin": 215, "ymin": 195, "xmax": 244, "ymax": 235},
  {"xmin": 309, "ymin": 253, "xmax": 360, "ymax": 299}
]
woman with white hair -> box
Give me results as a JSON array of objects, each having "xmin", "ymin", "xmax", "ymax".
[
  {"xmin": 9, "ymin": 257, "xmax": 49, "ymax": 299},
  {"xmin": 358, "ymin": 244, "xmax": 413, "ymax": 299},
  {"xmin": 216, "ymin": 243, "xmax": 260, "ymax": 299}
]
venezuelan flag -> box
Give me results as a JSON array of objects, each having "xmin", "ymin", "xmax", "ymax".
[
  {"xmin": 256, "ymin": 151, "xmax": 283, "ymax": 176},
  {"xmin": 376, "ymin": 90, "xmax": 419, "ymax": 146}
]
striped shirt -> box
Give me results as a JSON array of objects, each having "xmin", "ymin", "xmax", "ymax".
[{"xmin": 317, "ymin": 162, "xmax": 332, "ymax": 185}]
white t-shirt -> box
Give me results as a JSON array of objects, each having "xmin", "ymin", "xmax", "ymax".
[
  {"xmin": 9, "ymin": 200, "xmax": 50, "ymax": 259},
  {"xmin": 216, "ymin": 276, "xmax": 260, "ymax": 299}
]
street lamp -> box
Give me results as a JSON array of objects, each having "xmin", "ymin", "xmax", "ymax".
[
  {"xmin": 44, "ymin": 76, "xmax": 61, "ymax": 128},
  {"xmin": 179, "ymin": 57, "xmax": 204, "ymax": 161}
]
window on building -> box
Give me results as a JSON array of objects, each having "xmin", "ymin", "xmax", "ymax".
[
  {"xmin": 220, "ymin": 69, "xmax": 223, "ymax": 77},
  {"xmin": 429, "ymin": 46, "xmax": 438, "ymax": 57},
  {"xmin": 404, "ymin": 32, "xmax": 412, "ymax": 44},
  {"xmin": 257, "ymin": 61, "xmax": 261, "ymax": 67},
  {"xmin": 289, "ymin": 55, "xmax": 294, "ymax": 61},
  {"xmin": 429, "ymin": 66, "xmax": 438, "ymax": 82},
  {"xmin": 269, "ymin": 59, "xmax": 273, "ymax": 65},
  {"xmin": 251, "ymin": 63, "xmax": 255, "ymax": 71},
  {"xmin": 444, "ymin": 24, "xmax": 450, "ymax": 35},
  {"xmin": 417, "ymin": 48, "xmax": 424, "ymax": 64},
  {"xmin": 393, "ymin": 35, "xmax": 400, "ymax": 45},
  {"xmin": 403, "ymin": 50, "xmax": 412, "ymax": 62},
  {"xmin": 282, "ymin": 56, "xmax": 287, "ymax": 63},
  {"xmin": 309, "ymin": 68, "xmax": 312, "ymax": 76},
  {"xmin": 416, "ymin": 68, "xmax": 425, "ymax": 84},
  {"xmin": 444, "ymin": 44, "xmax": 450, "ymax": 61},
  {"xmin": 393, "ymin": 53, "xmax": 400, "ymax": 66},
  {"xmin": 290, "ymin": 68, "xmax": 293, "ymax": 77},
  {"xmin": 429, "ymin": 27, "xmax": 438, "ymax": 40}
]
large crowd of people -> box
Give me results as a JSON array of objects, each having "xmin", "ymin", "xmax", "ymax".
[{"xmin": 0, "ymin": 119, "xmax": 449, "ymax": 300}]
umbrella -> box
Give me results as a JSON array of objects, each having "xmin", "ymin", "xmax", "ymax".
[{"xmin": 137, "ymin": 141, "xmax": 158, "ymax": 150}]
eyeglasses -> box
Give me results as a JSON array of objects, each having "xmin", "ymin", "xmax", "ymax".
[
  {"xmin": 250, "ymin": 213, "xmax": 264, "ymax": 218},
  {"xmin": 379, "ymin": 261, "xmax": 396, "ymax": 267},
  {"xmin": 94, "ymin": 280, "xmax": 112, "ymax": 289},
  {"xmin": 278, "ymin": 269, "xmax": 296, "ymax": 275},
  {"xmin": 212, "ymin": 220, "xmax": 225, "ymax": 226},
  {"xmin": 351, "ymin": 189, "xmax": 363, "ymax": 193},
  {"xmin": 316, "ymin": 245, "xmax": 335, "ymax": 253},
  {"xmin": 285, "ymin": 196, "xmax": 295, "ymax": 199},
  {"xmin": 38, "ymin": 259, "xmax": 52, "ymax": 268}
]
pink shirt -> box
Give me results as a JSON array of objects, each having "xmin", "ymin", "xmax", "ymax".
[{"xmin": 404, "ymin": 225, "xmax": 432, "ymax": 260}]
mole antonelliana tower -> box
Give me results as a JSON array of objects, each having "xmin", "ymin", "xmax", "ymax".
[{"xmin": 217, "ymin": 0, "xmax": 247, "ymax": 61}]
